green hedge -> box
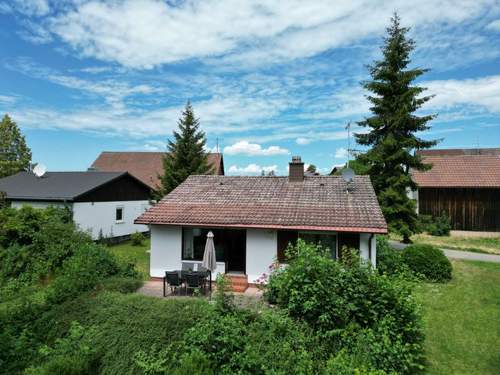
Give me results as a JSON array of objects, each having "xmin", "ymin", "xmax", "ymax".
[
  {"xmin": 266, "ymin": 240, "xmax": 424, "ymax": 374},
  {"xmin": 402, "ymin": 244, "xmax": 452, "ymax": 282}
]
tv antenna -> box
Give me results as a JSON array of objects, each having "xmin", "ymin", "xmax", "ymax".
[{"xmin": 33, "ymin": 163, "xmax": 47, "ymax": 178}]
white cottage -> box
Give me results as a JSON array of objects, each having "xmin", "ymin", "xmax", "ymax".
[
  {"xmin": 0, "ymin": 171, "xmax": 152, "ymax": 240},
  {"xmin": 136, "ymin": 157, "xmax": 387, "ymax": 291}
]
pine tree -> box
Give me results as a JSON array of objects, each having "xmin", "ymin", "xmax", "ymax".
[
  {"xmin": 0, "ymin": 114, "xmax": 32, "ymax": 178},
  {"xmin": 157, "ymin": 102, "xmax": 211, "ymax": 197},
  {"xmin": 355, "ymin": 14, "xmax": 438, "ymax": 242}
]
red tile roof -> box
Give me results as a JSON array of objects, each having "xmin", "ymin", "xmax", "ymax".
[
  {"xmin": 90, "ymin": 152, "xmax": 224, "ymax": 189},
  {"xmin": 413, "ymin": 149, "xmax": 500, "ymax": 188},
  {"xmin": 135, "ymin": 175, "xmax": 387, "ymax": 233}
]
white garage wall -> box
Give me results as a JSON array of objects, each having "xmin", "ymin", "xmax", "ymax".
[
  {"xmin": 72, "ymin": 200, "xmax": 150, "ymax": 240},
  {"xmin": 246, "ymin": 229, "xmax": 277, "ymax": 283}
]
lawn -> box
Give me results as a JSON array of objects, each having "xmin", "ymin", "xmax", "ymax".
[
  {"xmin": 108, "ymin": 238, "xmax": 150, "ymax": 279},
  {"xmin": 416, "ymin": 260, "xmax": 500, "ymax": 374},
  {"xmin": 390, "ymin": 233, "xmax": 500, "ymax": 255}
]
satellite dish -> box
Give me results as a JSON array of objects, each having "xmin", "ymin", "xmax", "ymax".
[
  {"xmin": 341, "ymin": 167, "xmax": 355, "ymax": 183},
  {"xmin": 33, "ymin": 164, "xmax": 47, "ymax": 178}
]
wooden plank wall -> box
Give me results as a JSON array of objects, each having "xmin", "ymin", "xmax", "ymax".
[{"xmin": 419, "ymin": 188, "xmax": 500, "ymax": 232}]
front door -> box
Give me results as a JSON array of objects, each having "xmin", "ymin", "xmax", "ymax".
[{"xmin": 226, "ymin": 230, "xmax": 246, "ymax": 273}]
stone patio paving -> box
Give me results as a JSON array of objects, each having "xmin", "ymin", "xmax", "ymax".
[{"xmin": 137, "ymin": 280, "xmax": 264, "ymax": 307}]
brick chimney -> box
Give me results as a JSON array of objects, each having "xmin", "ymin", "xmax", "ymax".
[{"xmin": 289, "ymin": 156, "xmax": 304, "ymax": 182}]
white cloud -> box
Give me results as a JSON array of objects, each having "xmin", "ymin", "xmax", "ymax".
[
  {"xmin": 228, "ymin": 164, "xmax": 278, "ymax": 175},
  {"xmin": 1, "ymin": 0, "xmax": 50, "ymax": 16},
  {"xmin": 295, "ymin": 137, "xmax": 311, "ymax": 145},
  {"xmin": 486, "ymin": 19, "xmax": 500, "ymax": 31},
  {"xmin": 38, "ymin": 0, "xmax": 496, "ymax": 69},
  {"xmin": 335, "ymin": 147, "xmax": 348, "ymax": 159},
  {"xmin": 0, "ymin": 95, "xmax": 18, "ymax": 105},
  {"xmin": 143, "ymin": 140, "xmax": 166, "ymax": 151},
  {"xmin": 224, "ymin": 140, "xmax": 289, "ymax": 156},
  {"xmin": 425, "ymin": 75, "xmax": 500, "ymax": 113}
]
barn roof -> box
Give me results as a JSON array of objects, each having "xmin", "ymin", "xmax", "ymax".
[
  {"xmin": 413, "ymin": 148, "xmax": 500, "ymax": 188},
  {"xmin": 0, "ymin": 171, "xmax": 145, "ymax": 201},
  {"xmin": 90, "ymin": 152, "xmax": 224, "ymax": 189},
  {"xmin": 135, "ymin": 175, "xmax": 387, "ymax": 233}
]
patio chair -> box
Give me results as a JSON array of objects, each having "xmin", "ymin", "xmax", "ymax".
[
  {"xmin": 182, "ymin": 262, "xmax": 195, "ymax": 271},
  {"xmin": 184, "ymin": 272, "xmax": 204, "ymax": 296},
  {"xmin": 164, "ymin": 271, "xmax": 182, "ymax": 296}
]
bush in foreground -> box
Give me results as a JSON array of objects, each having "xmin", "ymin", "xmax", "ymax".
[
  {"xmin": 130, "ymin": 231, "xmax": 145, "ymax": 246},
  {"xmin": 402, "ymin": 244, "xmax": 452, "ymax": 282},
  {"xmin": 266, "ymin": 240, "xmax": 424, "ymax": 374}
]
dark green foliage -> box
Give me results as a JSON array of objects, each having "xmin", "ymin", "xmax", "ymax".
[
  {"xmin": 354, "ymin": 14, "xmax": 438, "ymax": 242},
  {"xmin": 267, "ymin": 240, "xmax": 424, "ymax": 374},
  {"xmin": 0, "ymin": 206, "xmax": 89, "ymax": 284},
  {"xmin": 402, "ymin": 244, "xmax": 452, "ymax": 282},
  {"xmin": 130, "ymin": 231, "xmax": 145, "ymax": 246},
  {"xmin": 0, "ymin": 114, "xmax": 32, "ymax": 178},
  {"xmin": 157, "ymin": 102, "xmax": 211, "ymax": 197},
  {"xmin": 419, "ymin": 213, "xmax": 451, "ymax": 236},
  {"xmin": 25, "ymin": 322, "xmax": 99, "ymax": 375},
  {"xmin": 48, "ymin": 244, "xmax": 132, "ymax": 303},
  {"xmin": 41, "ymin": 293, "xmax": 211, "ymax": 375},
  {"xmin": 376, "ymin": 235, "xmax": 408, "ymax": 276}
]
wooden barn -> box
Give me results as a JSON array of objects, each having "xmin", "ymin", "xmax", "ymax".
[{"xmin": 412, "ymin": 148, "xmax": 500, "ymax": 232}]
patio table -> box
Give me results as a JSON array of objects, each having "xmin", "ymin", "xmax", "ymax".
[{"xmin": 163, "ymin": 270, "xmax": 210, "ymax": 296}]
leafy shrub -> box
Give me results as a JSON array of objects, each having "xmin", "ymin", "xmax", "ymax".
[
  {"xmin": 48, "ymin": 243, "xmax": 134, "ymax": 303},
  {"xmin": 130, "ymin": 231, "xmax": 145, "ymax": 246},
  {"xmin": 376, "ymin": 235, "xmax": 408, "ymax": 276},
  {"xmin": 183, "ymin": 309, "xmax": 318, "ymax": 374},
  {"xmin": 39, "ymin": 293, "xmax": 212, "ymax": 375},
  {"xmin": 418, "ymin": 212, "xmax": 451, "ymax": 236},
  {"xmin": 266, "ymin": 239, "xmax": 424, "ymax": 374},
  {"xmin": 402, "ymin": 244, "xmax": 452, "ymax": 282},
  {"xmin": 0, "ymin": 206, "xmax": 91, "ymax": 284}
]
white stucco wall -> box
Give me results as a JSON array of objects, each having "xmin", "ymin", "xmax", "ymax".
[
  {"xmin": 246, "ymin": 229, "xmax": 277, "ymax": 283},
  {"xmin": 359, "ymin": 233, "xmax": 377, "ymax": 267},
  {"xmin": 72, "ymin": 200, "xmax": 150, "ymax": 240},
  {"xmin": 11, "ymin": 200, "xmax": 71, "ymax": 209},
  {"xmin": 150, "ymin": 225, "xmax": 182, "ymax": 278}
]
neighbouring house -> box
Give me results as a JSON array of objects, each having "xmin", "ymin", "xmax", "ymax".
[
  {"xmin": 90, "ymin": 151, "xmax": 225, "ymax": 190},
  {"xmin": 0, "ymin": 171, "xmax": 152, "ymax": 240},
  {"xmin": 135, "ymin": 156, "xmax": 387, "ymax": 287},
  {"xmin": 412, "ymin": 148, "xmax": 500, "ymax": 232}
]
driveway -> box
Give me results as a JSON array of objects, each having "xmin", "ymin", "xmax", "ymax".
[{"xmin": 389, "ymin": 241, "xmax": 500, "ymax": 263}]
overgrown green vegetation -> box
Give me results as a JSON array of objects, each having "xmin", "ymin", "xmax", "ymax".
[
  {"xmin": 415, "ymin": 260, "xmax": 500, "ymax": 375},
  {"xmin": 0, "ymin": 205, "xmax": 142, "ymax": 374},
  {"xmin": 108, "ymin": 238, "xmax": 150, "ymax": 279},
  {"xmin": 266, "ymin": 240, "xmax": 425, "ymax": 374},
  {"xmin": 0, "ymin": 114, "xmax": 32, "ymax": 178}
]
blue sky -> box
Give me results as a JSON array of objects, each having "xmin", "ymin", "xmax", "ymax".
[{"xmin": 1, "ymin": 0, "xmax": 500, "ymax": 175}]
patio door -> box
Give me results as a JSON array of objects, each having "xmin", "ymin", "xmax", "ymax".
[{"xmin": 225, "ymin": 229, "xmax": 246, "ymax": 273}]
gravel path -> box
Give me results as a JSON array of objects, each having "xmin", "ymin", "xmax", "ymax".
[{"xmin": 389, "ymin": 241, "xmax": 500, "ymax": 263}]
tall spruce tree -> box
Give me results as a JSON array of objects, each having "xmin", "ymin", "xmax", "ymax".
[
  {"xmin": 355, "ymin": 14, "xmax": 438, "ymax": 242},
  {"xmin": 157, "ymin": 102, "xmax": 211, "ymax": 197},
  {"xmin": 0, "ymin": 114, "xmax": 32, "ymax": 178}
]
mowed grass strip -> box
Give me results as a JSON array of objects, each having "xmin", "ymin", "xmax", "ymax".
[
  {"xmin": 412, "ymin": 234, "xmax": 500, "ymax": 255},
  {"xmin": 108, "ymin": 239, "xmax": 150, "ymax": 279},
  {"xmin": 416, "ymin": 260, "xmax": 500, "ymax": 375}
]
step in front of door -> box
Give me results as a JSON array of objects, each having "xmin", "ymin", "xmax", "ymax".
[{"xmin": 226, "ymin": 274, "xmax": 248, "ymax": 293}]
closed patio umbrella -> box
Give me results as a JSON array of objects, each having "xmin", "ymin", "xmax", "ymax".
[{"xmin": 202, "ymin": 231, "xmax": 217, "ymax": 292}]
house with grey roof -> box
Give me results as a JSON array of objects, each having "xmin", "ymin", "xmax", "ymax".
[
  {"xmin": 136, "ymin": 156, "xmax": 387, "ymax": 291},
  {"xmin": 0, "ymin": 171, "xmax": 152, "ymax": 240}
]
